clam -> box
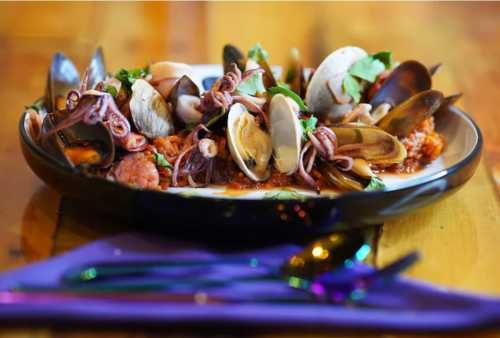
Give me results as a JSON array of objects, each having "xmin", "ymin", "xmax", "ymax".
[
  {"xmin": 129, "ymin": 79, "xmax": 174, "ymax": 138},
  {"xmin": 150, "ymin": 61, "xmax": 194, "ymax": 98},
  {"xmin": 45, "ymin": 52, "xmax": 80, "ymax": 113},
  {"xmin": 167, "ymin": 75, "xmax": 202, "ymax": 125},
  {"xmin": 377, "ymin": 89, "xmax": 444, "ymax": 137},
  {"xmin": 331, "ymin": 124, "xmax": 407, "ymax": 165},
  {"xmin": 305, "ymin": 46, "xmax": 367, "ymax": 121},
  {"xmin": 370, "ymin": 60, "xmax": 432, "ymax": 109},
  {"xmin": 269, "ymin": 94, "xmax": 302, "ymax": 175},
  {"xmin": 223, "ymin": 44, "xmax": 246, "ymax": 74},
  {"xmin": 227, "ymin": 103, "xmax": 272, "ymax": 181}
]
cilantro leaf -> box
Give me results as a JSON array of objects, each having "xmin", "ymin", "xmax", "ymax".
[
  {"xmin": 372, "ymin": 51, "xmax": 392, "ymax": 68},
  {"xmin": 342, "ymin": 51, "xmax": 393, "ymax": 102},
  {"xmin": 248, "ymin": 43, "xmax": 269, "ymax": 62},
  {"xmin": 115, "ymin": 66, "xmax": 149, "ymax": 93},
  {"xmin": 264, "ymin": 188, "xmax": 306, "ymax": 200},
  {"xmin": 342, "ymin": 74, "xmax": 362, "ymax": 103},
  {"xmin": 153, "ymin": 152, "xmax": 172, "ymax": 169},
  {"xmin": 348, "ymin": 57, "xmax": 385, "ymax": 83},
  {"xmin": 300, "ymin": 116, "xmax": 318, "ymax": 141},
  {"xmin": 104, "ymin": 84, "xmax": 118, "ymax": 97},
  {"xmin": 364, "ymin": 176, "xmax": 386, "ymax": 192},
  {"xmin": 237, "ymin": 72, "xmax": 266, "ymax": 95},
  {"xmin": 268, "ymin": 84, "xmax": 308, "ymax": 112}
]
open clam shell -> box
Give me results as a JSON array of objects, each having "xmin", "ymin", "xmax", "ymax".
[
  {"xmin": 227, "ymin": 103, "xmax": 272, "ymax": 181},
  {"xmin": 305, "ymin": 46, "xmax": 367, "ymax": 121},
  {"xmin": 269, "ymin": 94, "xmax": 302, "ymax": 175},
  {"xmin": 130, "ymin": 79, "xmax": 174, "ymax": 138}
]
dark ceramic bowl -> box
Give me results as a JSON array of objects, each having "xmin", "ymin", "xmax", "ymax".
[{"xmin": 19, "ymin": 66, "xmax": 482, "ymax": 240}]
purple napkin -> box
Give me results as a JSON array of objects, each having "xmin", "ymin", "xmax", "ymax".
[{"xmin": 0, "ymin": 233, "xmax": 499, "ymax": 332}]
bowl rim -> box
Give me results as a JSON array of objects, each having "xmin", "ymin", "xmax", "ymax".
[{"xmin": 19, "ymin": 104, "xmax": 483, "ymax": 202}]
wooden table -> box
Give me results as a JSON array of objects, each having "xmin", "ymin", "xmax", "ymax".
[{"xmin": 0, "ymin": 2, "xmax": 499, "ymax": 337}]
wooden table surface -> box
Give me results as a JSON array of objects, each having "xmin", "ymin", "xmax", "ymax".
[{"xmin": 0, "ymin": 2, "xmax": 499, "ymax": 337}]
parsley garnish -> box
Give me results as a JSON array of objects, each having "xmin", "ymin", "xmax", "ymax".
[
  {"xmin": 264, "ymin": 188, "xmax": 306, "ymax": 200},
  {"xmin": 300, "ymin": 116, "xmax": 318, "ymax": 141},
  {"xmin": 248, "ymin": 43, "xmax": 269, "ymax": 62},
  {"xmin": 268, "ymin": 84, "xmax": 308, "ymax": 112},
  {"xmin": 342, "ymin": 51, "xmax": 392, "ymax": 103},
  {"xmin": 153, "ymin": 152, "xmax": 172, "ymax": 170},
  {"xmin": 364, "ymin": 176, "xmax": 386, "ymax": 192},
  {"xmin": 237, "ymin": 72, "xmax": 266, "ymax": 95},
  {"xmin": 342, "ymin": 74, "xmax": 362, "ymax": 103},
  {"xmin": 104, "ymin": 84, "xmax": 118, "ymax": 97},
  {"xmin": 115, "ymin": 66, "xmax": 149, "ymax": 93}
]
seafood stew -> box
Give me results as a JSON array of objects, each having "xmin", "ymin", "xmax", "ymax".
[{"xmin": 25, "ymin": 44, "xmax": 460, "ymax": 197}]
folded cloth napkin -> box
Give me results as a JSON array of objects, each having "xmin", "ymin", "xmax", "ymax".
[{"xmin": 0, "ymin": 232, "xmax": 499, "ymax": 332}]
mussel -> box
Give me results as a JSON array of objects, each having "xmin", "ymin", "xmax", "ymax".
[
  {"xmin": 331, "ymin": 124, "xmax": 407, "ymax": 165},
  {"xmin": 227, "ymin": 103, "xmax": 272, "ymax": 181},
  {"xmin": 86, "ymin": 47, "xmax": 106, "ymax": 90},
  {"xmin": 40, "ymin": 113, "xmax": 114, "ymax": 169},
  {"xmin": 269, "ymin": 94, "xmax": 302, "ymax": 174},
  {"xmin": 223, "ymin": 44, "xmax": 246, "ymax": 74},
  {"xmin": 129, "ymin": 79, "xmax": 174, "ymax": 138},
  {"xmin": 369, "ymin": 60, "xmax": 432, "ymax": 109},
  {"xmin": 39, "ymin": 48, "xmax": 115, "ymax": 169},
  {"xmin": 320, "ymin": 162, "xmax": 365, "ymax": 191},
  {"xmin": 377, "ymin": 89, "xmax": 444, "ymax": 137},
  {"xmin": 167, "ymin": 75, "xmax": 202, "ymax": 125},
  {"xmin": 305, "ymin": 46, "xmax": 367, "ymax": 121},
  {"xmin": 45, "ymin": 53, "xmax": 80, "ymax": 113},
  {"xmin": 284, "ymin": 48, "xmax": 306, "ymax": 98}
]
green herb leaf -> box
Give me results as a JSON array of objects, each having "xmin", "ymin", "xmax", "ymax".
[
  {"xmin": 348, "ymin": 57, "xmax": 385, "ymax": 83},
  {"xmin": 364, "ymin": 176, "xmax": 386, "ymax": 192},
  {"xmin": 268, "ymin": 84, "xmax": 308, "ymax": 112},
  {"xmin": 347, "ymin": 51, "xmax": 392, "ymax": 83},
  {"xmin": 104, "ymin": 84, "xmax": 118, "ymax": 97},
  {"xmin": 372, "ymin": 51, "xmax": 392, "ymax": 68},
  {"xmin": 342, "ymin": 74, "xmax": 362, "ymax": 104},
  {"xmin": 237, "ymin": 72, "xmax": 266, "ymax": 95},
  {"xmin": 248, "ymin": 43, "xmax": 269, "ymax": 62},
  {"xmin": 264, "ymin": 188, "xmax": 306, "ymax": 200},
  {"xmin": 153, "ymin": 152, "xmax": 173, "ymax": 170},
  {"xmin": 115, "ymin": 66, "xmax": 149, "ymax": 93},
  {"xmin": 300, "ymin": 116, "xmax": 318, "ymax": 141}
]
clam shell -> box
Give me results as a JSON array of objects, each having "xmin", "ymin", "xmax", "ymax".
[
  {"xmin": 130, "ymin": 79, "xmax": 174, "ymax": 139},
  {"xmin": 227, "ymin": 103, "xmax": 272, "ymax": 181},
  {"xmin": 269, "ymin": 94, "xmax": 302, "ymax": 175},
  {"xmin": 305, "ymin": 46, "xmax": 367, "ymax": 120}
]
